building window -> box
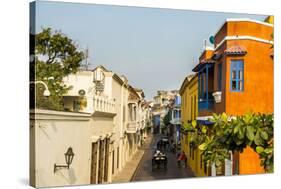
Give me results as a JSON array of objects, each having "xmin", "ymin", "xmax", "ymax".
[
  {"xmin": 218, "ymin": 63, "xmax": 222, "ymax": 91},
  {"xmin": 73, "ymin": 100, "xmax": 80, "ymax": 112},
  {"xmin": 193, "ymin": 95, "xmax": 196, "ymax": 120},
  {"xmin": 230, "ymin": 60, "xmax": 244, "ymax": 91},
  {"xmin": 190, "ymin": 96, "xmax": 193, "ymax": 120}
]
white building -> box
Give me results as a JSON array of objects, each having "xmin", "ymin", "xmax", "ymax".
[
  {"xmin": 30, "ymin": 65, "xmax": 151, "ymax": 187},
  {"xmin": 151, "ymin": 90, "xmax": 178, "ymax": 134}
]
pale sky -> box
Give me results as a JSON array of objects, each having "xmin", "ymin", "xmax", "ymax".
[{"xmin": 33, "ymin": 1, "xmax": 267, "ymax": 100}]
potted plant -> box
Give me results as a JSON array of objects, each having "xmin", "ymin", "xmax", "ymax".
[{"xmin": 212, "ymin": 91, "xmax": 222, "ymax": 103}]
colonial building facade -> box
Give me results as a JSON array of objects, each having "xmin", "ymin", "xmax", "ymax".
[
  {"xmin": 186, "ymin": 18, "xmax": 273, "ymax": 176},
  {"xmin": 30, "ymin": 65, "xmax": 151, "ymax": 187}
]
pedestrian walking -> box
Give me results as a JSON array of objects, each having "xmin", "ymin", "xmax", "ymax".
[{"xmin": 177, "ymin": 151, "xmax": 187, "ymax": 168}]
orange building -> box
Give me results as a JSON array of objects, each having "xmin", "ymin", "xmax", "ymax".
[{"xmin": 192, "ymin": 18, "xmax": 273, "ymax": 175}]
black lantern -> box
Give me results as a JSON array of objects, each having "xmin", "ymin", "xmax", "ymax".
[{"xmin": 54, "ymin": 147, "xmax": 75, "ymax": 173}]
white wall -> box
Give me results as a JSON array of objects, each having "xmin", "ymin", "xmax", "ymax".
[
  {"xmin": 111, "ymin": 78, "xmax": 124, "ymax": 175},
  {"xmin": 63, "ymin": 71, "xmax": 95, "ymax": 97},
  {"xmin": 30, "ymin": 109, "xmax": 92, "ymax": 188}
]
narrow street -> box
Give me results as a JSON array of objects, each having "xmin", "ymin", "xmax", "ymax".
[{"xmin": 131, "ymin": 134, "xmax": 195, "ymax": 182}]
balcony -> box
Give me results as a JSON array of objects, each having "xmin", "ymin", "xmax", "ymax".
[
  {"xmin": 198, "ymin": 99, "xmax": 214, "ymax": 111},
  {"xmin": 92, "ymin": 95, "xmax": 116, "ymax": 114},
  {"xmin": 126, "ymin": 122, "xmax": 137, "ymax": 133}
]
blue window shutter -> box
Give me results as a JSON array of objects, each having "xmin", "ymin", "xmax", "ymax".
[{"xmin": 230, "ymin": 60, "xmax": 244, "ymax": 92}]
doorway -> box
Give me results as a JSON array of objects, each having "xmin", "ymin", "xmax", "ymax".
[{"xmin": 90, "ymin": 142, "xmax": 98, "ymax": 184}]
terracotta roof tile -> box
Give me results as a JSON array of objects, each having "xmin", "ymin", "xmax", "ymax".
[
  {"xmin": 224, "ymin": 46, "xmax": 247, "ymax": 55},
  {"xmin": 200, "ymin": 59, "xmax": 216, "ymax": 64}
]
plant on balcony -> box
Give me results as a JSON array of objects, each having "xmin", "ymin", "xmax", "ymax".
[
  {"xmin": 33, "ymin": 27, "xmax": 84, "ymax": 110},
  {"xmin": 196, "ymin": 113, "xmax": 273, "ymax": 173}
]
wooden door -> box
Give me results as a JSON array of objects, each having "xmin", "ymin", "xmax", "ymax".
[
  {"xmin": 90, "ymin": 142, "xmax": 98, "ymax": 184},
  {"xmin": 104, "ymin": 138, "xmax": 109, "ymax": 182},
  {"xmin": 98, "ymin": 140, "xmax": 105, "ymax": 184}
]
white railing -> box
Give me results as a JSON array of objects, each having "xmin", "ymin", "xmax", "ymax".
[
  {"xmin": 126, "ymin": 122, "xmax": 137, "ymax": 133},
  {"xmin": 93, "ymin": 95, "xmax": 116, "ymax": 114},
  {"xmin": 170, "ymin": 117, "xmax": 181, "ymax": 125}
]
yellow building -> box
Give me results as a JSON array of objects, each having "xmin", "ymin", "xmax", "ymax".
[
  {"xmin": 180, "ymin": 73, "xmax": 209, "ymax": 177},
  {"xmin": 264, "ymin": 15, "xmax": 274, "ymax": 24}
]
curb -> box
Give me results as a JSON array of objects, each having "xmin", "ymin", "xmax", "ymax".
[{"xmin": 130, "ymin": 150, "xmax": 145, "ymax": 181}]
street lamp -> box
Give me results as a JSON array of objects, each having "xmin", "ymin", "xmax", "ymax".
[
  {"xmin": 30, "ymin": 81, "xmax": 50, "ymax": 97},
  {"xmin": 54, "ymin": 147, "xmax": 75, "ymax": 173}
]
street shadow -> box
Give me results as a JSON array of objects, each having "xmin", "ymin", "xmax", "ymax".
[{"xmin": 68, "ymin": 168, "xmax": 77, "ymax": 184}]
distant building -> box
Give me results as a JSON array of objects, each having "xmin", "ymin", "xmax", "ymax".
[
  {"xmin": 169, "ymin": 94, "xmax": 182, "ymax": 146},
  {"xmin": 151, "ymin": 90, "xmax": 178, "ymax": 134}
]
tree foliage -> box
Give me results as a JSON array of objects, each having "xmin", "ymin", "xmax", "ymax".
[
  {"xmin": 33, "ymin": 28, "xmax": 84, "ymax": 110},
  {"xmin": 163, "ymin": 110, "xmax": 172, "ymax": 126},
  {"xmin": 183, "ymin": 113, "xmax": 274, "ymax": 173}
]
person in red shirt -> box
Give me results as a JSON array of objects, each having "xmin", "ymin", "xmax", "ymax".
[{"xmin": 177, "ymin": 151, "xmax": 187, "ymax": 167}]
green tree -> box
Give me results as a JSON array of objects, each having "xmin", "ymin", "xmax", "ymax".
[
  {"xmin": 183, "ymin": 113, "xmax": 274, "ymax": 173},
  {"xmin": 33, "ymin": 28, "xmax": 84, "ymax": 110},
  {"xmin": 163, "ymin": 110, "xmax": 172, "ymax": 126}
]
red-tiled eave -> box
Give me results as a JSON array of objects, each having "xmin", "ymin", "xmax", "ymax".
[
  {"xmin": 200, "ymin": 59, "xmax": 216, "ymax": 64},
  {"xmin": 224, "ymin": 45, "xmax": 247, "ymax": 55},
  {"xmin": 192, "ymin": 59, "xmax": 215, "ymax": 72}
]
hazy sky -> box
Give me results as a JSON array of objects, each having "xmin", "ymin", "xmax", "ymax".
[{"xmin": 34, "ymin": 1, "xmax": 267, "ymax": 100}]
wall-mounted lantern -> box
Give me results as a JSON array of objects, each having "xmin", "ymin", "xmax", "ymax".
[
  {"xmin": 54, "ymin": 147, "xmax": 75, "ymax": 173},
  {"xmin": 30, "ymin": 81, "xmax": 51, "ymax": 97}
]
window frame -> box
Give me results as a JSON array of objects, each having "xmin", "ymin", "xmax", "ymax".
[
  {"xmin": 230, "ymin": 59, "xmax": 244, "ymax": 92},
  {"xmin": 217, "ymin": 63, "xmax": 222, "ymax": 91}
]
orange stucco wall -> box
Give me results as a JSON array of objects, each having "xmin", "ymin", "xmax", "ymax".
[
  {"xmin": 199, "ymin": 49, "xmax": 214, "ymax": 62},
  {"xmin": 239, "ymin": 147, "xmax": 265, "ymax": 174},
  {"xmin": 213, "ymin": 20, "xmax": 273, "ymax": 175},
  {"xmin": 215, "ymin": 21, "xmax": 273, "ymax": 47},
  {"xmin": 224, "ymin": 40, "xmax": 273, "ymax": 115},
  {"xmin": 227, "ymin": 21, "xmax": 273, "ymax": 41},
  {"xmin": 224, "ymin": 40, "xmax": 273, "ymax": 175},
  {"xmin": 194, "ymin": 20, "xmax": 273, "ymax": 175}
]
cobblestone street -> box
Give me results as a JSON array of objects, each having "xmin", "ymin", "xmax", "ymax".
[{"xmin": 131, "ymin": 134, "xmax": 195, "ymax": 182}]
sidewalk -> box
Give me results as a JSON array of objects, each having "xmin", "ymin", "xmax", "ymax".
[{"xmin": 112, "ymin": 134, "xmax": 153, "ymax": 183}]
